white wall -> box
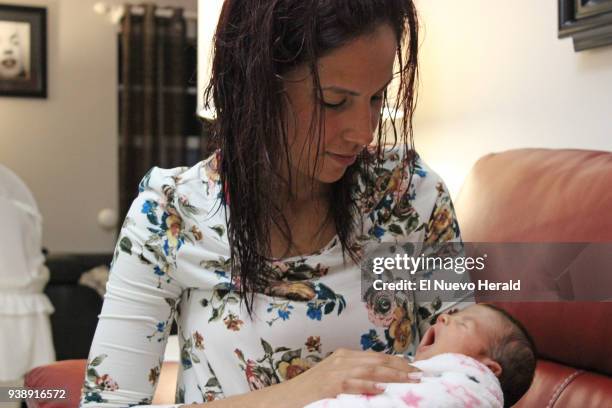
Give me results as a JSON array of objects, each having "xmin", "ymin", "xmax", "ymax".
[
  {"xmin": 196, "ymin": 0, "xmax": 224, "ymax": 117},
  {"xmin": 0, "ymin": 0, "xmax": 195, "ymax": 253},
  {"xmin": 413, "ymin": 0, "xmax": 612, "ymax": 197}
]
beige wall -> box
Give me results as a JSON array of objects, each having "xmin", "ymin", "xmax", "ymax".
[
  {"xmin": 196, "ymin": 0, "xmax": 223, "ymax": 117},
  {"xmin": 413, "ymin": 0, "xmax": 612, "ymax": 197},
  {"xmin": 0, "ymin": 0, "xmax": 195, "ymax": 253}
]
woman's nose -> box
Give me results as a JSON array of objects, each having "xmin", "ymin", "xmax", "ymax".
[
  {"xmin": 344, "ymin": 126, "xmax": 374, "ymax": 147},
  {"xmin": 344, "ymin": 106, "xmax": 376, "ymax": 146}
]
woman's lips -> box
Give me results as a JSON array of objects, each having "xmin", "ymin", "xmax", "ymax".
[{"xmin": 327, "ymin": 152, "xmax": 357, "ymax": 166}]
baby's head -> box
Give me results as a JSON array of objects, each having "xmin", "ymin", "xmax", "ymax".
[{"xmin": 415, "ymin": 304, "xmax": 536, "ymax": 407}]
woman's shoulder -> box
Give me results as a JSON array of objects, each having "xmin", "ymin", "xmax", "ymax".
[
  {"xmin": 119, "ymin": 152, "xmax": 228, "ymax": 287},
  {"xmin": 127, "ymin": 151, "xmax": 226, "ymax": 248},
  {"xmin": 357, "ymin": 144, "xmax": 447, "ymax": 208},
  {"xmin": 138, "ymin": 150, "xmax": 222, "ymax": 201},
  {"xmin": 354, "ymin": 144, "xmax": 458, "ymax": 241},
  {"xmin": 133, "ymin": 151, "xmax": 223, "ymax": 224},
  {"xmin": 374, "ymin": 144, "xmax": 444, "ymax": 180}
]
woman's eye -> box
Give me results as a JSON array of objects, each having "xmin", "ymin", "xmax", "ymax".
[{"xmin": 323, "ymin": 100, "xmax": 346, "ymax": 109}]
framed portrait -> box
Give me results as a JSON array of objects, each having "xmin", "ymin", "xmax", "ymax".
[
  {"xmin": 558, "ymin": 0, "xmax": 612, "ymax": 51},
  {"xmin": 0, "ymin": 4, "xmax": 47, "ymax": 97}
]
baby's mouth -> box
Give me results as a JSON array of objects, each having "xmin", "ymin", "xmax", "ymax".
[{"xmin": 417, "ymin": 325, "xmax": 436, "ymax": 353}]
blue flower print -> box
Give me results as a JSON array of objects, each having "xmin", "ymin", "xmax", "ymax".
[{"xmin": 306, "ymin": 303, "xmax": 323, "ymax": 321}]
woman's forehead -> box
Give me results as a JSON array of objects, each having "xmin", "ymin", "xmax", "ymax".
[{"xmin": 317, "ymin": 24, "xmax": 397, "ymax": 84}]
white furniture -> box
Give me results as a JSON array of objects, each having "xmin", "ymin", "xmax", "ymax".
[{"xmin": 0, "ymin": 165, "xmax": 55, "ymax": 383}]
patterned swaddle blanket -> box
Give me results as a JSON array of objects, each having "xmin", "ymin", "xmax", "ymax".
[{"xmin": 305, "ymin": 353, "xmax": 504, "ymax": 408}]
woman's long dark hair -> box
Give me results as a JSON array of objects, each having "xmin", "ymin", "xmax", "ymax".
[{"xmin": 203, "ymin": 0, "xmax": 420, "ymax": 316}]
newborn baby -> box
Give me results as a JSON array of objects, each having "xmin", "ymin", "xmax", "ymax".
[{"xmin": 305, "ymin": 304, "xmax": 536, "ymax": 408}]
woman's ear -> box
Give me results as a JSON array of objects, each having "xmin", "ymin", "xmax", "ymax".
[{"xmin": 480, "ymin": 357, "xmax": 502, "ymax": 378}]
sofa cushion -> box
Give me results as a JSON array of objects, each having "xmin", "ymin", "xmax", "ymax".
[
  {"xmin": 45, "ymin": 254, "xmax": 113, "ymax": 285},
  {"xmin": 43, "ymin": 254, "xmax": 113, "ymax": 361}
]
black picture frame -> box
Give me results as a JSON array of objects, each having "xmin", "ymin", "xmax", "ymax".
[
  {"xmin": 559, "ymin": 0, "xmax": 612, "ymax": 51},
  {"xmin": 0, "ymin": 4, "xmax": 47, "ymax": 98}
]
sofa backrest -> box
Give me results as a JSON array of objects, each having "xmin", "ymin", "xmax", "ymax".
[{"xmin": 455, "ymin": 148, "xmax": 612, "ymax": 242}]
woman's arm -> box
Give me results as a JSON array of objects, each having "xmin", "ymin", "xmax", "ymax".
[
  {"xmin": 180, "ymin": 381, "xmax": 294, "ymax": 408},
  {"xmin": 181, "ymin": 349, "xmax": 421, "ymax": 408},
  {"xmin": 80, "ymin": 169, "xmax": 186, "ymax": 407}
]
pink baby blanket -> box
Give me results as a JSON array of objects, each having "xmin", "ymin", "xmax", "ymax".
[{"xmin": 304, "ymin": 353, "xmax": 503, "ymax": 408}]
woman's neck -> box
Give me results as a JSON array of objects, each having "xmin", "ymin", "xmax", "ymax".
[{"xmin": 269, "ymin": 183, "xmax": 335, "ymax": 259}]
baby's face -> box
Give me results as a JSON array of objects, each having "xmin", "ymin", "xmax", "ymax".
[{"xmin": 415, "ymin": 305, "xmax": 500, "ymax": 361}]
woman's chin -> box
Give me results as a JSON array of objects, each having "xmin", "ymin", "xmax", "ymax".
[
  {"xmin": 316, "ymin": 164, "xmax": 351, "ymax": 184},
  {"xmin": 317, "ymin": 171, "xmax": 346, "ymax": 184}
]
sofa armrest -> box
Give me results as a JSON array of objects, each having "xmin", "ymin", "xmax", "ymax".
[
  {"xmin": 515, "ymin": 359, "xmax": 612, "ymax": 407},
  {"xmin": 24, "ymin": 359, "xmax": 178, "ymax": 407}
]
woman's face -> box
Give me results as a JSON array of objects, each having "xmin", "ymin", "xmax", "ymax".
[{"xmin": 281, "ymin": 23, "xmax": 398, "ymax": 189}]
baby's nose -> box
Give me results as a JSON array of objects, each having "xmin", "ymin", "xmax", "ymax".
[{"xmin": 436, "ymin": 313, "xmax": 450, "ymax": 325}]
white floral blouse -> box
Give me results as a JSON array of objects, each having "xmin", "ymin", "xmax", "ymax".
[{"xmin": 80, "ymin": 147, "xmax": 467, "ymax": 407}]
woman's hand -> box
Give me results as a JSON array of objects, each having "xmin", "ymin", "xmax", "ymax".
[
  {"xmin": 281, "ymin": 348, "xmax": 422, "ymax": 407},
  {"xmin": 188, "ymin": 348, "xmax": 421, "ymax": 408}
]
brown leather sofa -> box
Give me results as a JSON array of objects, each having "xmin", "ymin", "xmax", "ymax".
[
  {"xmin": 25, "ymin": 148, "xmax": 612, "ymax": 407},
  {"xmin": 454, "ymin": 148, "xmax": 612, "ymax": 407}
]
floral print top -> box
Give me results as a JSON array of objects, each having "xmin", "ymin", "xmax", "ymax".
[{"xmin": 80, "ymin": 147, "xmax": 467, "ymax": 407}]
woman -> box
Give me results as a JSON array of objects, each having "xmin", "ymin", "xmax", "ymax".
[{"xmin": 80, "ymin": 1, "xmax": 467, "ymax": 407}]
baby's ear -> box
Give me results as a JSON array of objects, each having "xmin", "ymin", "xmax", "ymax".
[{"xmin": 480, "ymin": 357, "xmax": 502, "ymax": 378}]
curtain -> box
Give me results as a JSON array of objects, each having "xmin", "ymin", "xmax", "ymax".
[{"xmin": 119, "ymin": 4, "xmax": 187, "ymax": 221}]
